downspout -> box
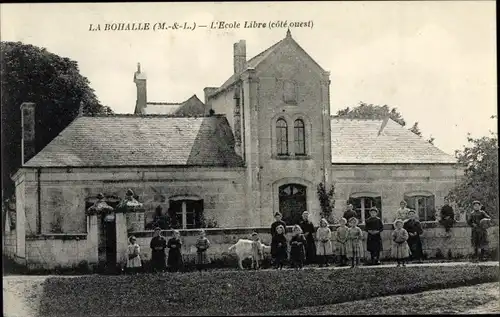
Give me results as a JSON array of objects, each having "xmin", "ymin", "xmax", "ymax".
[{"xmin": 37, "ymin": 168, "xmax": 41, "ymax": 234}]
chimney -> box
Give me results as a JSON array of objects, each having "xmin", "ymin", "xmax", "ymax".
[
  {"xmin": 133, "ymin": 62, "xmax": 147, "ymax": 114},
  {"xmin": 233, "ymin": 40, "xmax": 246, "ymax": 74},
  {"xmin": 20, "ymin": 102, "xmax": 36, "ymax": 165}
]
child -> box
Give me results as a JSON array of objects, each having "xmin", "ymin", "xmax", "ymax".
[
  {"xmin": 335, "ymin": 217, "xmax": 349, "ymax": 266},
  {"xmin": 290, "ymin": 225, "xmax": 306, "ymax": 270},
  {"xmin": 195, "ymin": 229, "xmax": 210, "ymax": 272},
  {"xmin": 126, "ymin": 236, "xmax": 142, "ymax": 274},
  {"xmin": 251, "ymin": 232, "xmax": 264, "ymax": 270},
  {"xmin": 167, "ymin": 230, "xmax": 183, "ymax": 272},
  {"xmin": 365, "ymin": 207, "xmax": 384, "ymax": 265},
  {"xmin": 403, "ymin": 209, "xmax": 424, "ymax": 263},
  {"xmin": 270, "ymin": 212, "xmax": 287, "ymax": 237},
  {"xmin": 391, "ymin": 219, "xmax": 410, "ymax": 267},
  {"xmin": 467, "ymin": 201, "xmax": 491, "ymax": 261},
  {"xmin": 346, "ymin": 217, "xmax": 363, "ymax": 268},
  {"xmin": 271, "ymin": 225, "xmax": 288, "ymax": 270},
  {"xmin": 316, "ymin": 218, "xmax": 333, "ymax": 267}
]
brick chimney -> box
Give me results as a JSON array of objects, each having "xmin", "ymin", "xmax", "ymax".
[
  {"xmin": 133, "ymin": 63, "xmax": 147, "ymax": 114},
  {"xmin": 233, "ymin": 40, "xmax": 246, "ymax": 74},
  {"xmin": 20, "ymin": 102, "xmax": 36, "ymax": 165}
]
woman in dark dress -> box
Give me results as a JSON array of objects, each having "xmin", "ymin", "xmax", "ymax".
[
  {"xmin": 299, "ymin": 211, "xmax": 316, "ymax": 265},
  {"xmin": 167, "ymin": 230, "xmax": 183, "ymax": 272},
  {"xmin": 290, "ymin": 225, "xmax": 307, "ymax": 270},
  {"xmin": 150, "ymin": 227, "xmax": 167, "ymax": 272},
  {"xmin": 467, "ymin": 201, "xmax": 491, "ymax": 261},
  {"xmin": 271, "ymin": 225, "xmax": 288, "ymax": 270},
  {"xmin": 365, "ymin": 207, "xmax": 384, "ymax": 265},
  {"xmin": 403, "ymin": 210, "xmax": 424, "ymax": 263}
]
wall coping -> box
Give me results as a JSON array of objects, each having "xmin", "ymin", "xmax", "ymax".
[
  {"xmin": 26, "ymin": 234, "xmax": 88, "ymax": 241},
  {"xmin": 129, "ymin": 221, "xmax": 486, "ymax": 238}
]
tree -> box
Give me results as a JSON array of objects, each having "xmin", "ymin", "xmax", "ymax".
[
  {"xmin": 446, "ymin": 128, "xmax": 499, "ymax": 219},
  {"xmin": 334, "ymin": 102, "xmax": 433, "ymax": 140},
  {"xmin": 1, "ymin": 41, "xmax": 113, "ymax": 203},
  {"xmin": 317, "ymin": 182, "xmax": 336, "ymax": 223}
]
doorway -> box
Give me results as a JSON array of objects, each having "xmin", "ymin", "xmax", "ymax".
[{"xmin": 279, "ymin": 184, "xmax": 307, "ymax": 225}]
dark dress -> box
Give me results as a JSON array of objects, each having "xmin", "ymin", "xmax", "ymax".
[
  {"xmin": 167, "ymin": 237, "xmax": 183, "ymax": 271},
  {"xmin": 343, "ymin": 210, "xmax": 357, "ymax": 221},
  {"xmin": 403, "ymin": 218, "xmax": 423, "ymax": 260},
  {"xmin": 150, "ymin": 235, "xmax": 167, "ymax": 271},
  {"xmin": 299, "ymin": 220, "xmax": 317, "ymax": 264},
  {"xmin": 467, "ymin": 210, "xmax": 490, "ymax": 249},
  {"xmin": 290, "ymin": 234, "xmax": 306, "ymax": 267},
  {"xmin": 440, "ymin": 205, "xmax": 455, "ymax": 231},
  {"xmin": 271, "ymin": 233, "xmax": 288, "ymax": 265},
  {"xmin": 365, "ymin": 216, "xmax": 384, "ymax": 256},
  {"xmin": 271, "ymin": 220, "xmax": 287, "ymax": 236}
]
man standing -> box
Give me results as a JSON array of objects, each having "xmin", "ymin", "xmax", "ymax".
[
  {"xmin": 439, "ymin": 199, "xmax": 456, "ymax": 234},
  {"xmin": 343, "ymin": 204, "xmax": 357, "ymax": 222},
  {"xmin": 150, "ymin": 227, "xmax": 167, "ymax": 272},
  {"xmin": 299, "ymin": 211, "xmax": 317, "ymax": 265}
]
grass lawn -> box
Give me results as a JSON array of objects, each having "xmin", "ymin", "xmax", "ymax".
[
  {"xmin": 251, "ymin": 282, "xmax": 499, "ymax": 315},
  {"xmin": 3, "ymin": 264, "xmax": 499, "ymax": 316}
]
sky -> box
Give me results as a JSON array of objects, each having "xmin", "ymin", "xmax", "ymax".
[{"xmin": 1, "ymin": 1, "xmax": 496, "ymax": 155}]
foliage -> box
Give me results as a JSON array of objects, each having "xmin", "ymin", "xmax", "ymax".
[
  {"xmin": 334, "ymin": 102, "xmax": 434, "ymax": 141},
  {"xmin": 446, "ymin": 129, "xmax": 499, "ymax": 219},
  {"xmin": 1, "ymin": 41, "xmax": 113, "ymax": 204},
  {"xmin": 316, "ymin": 182, "xmax": 336, "ymax": 221},
  {"xmin": 35, "ymin": 265, "xmax": 498, "ymax": 316}
]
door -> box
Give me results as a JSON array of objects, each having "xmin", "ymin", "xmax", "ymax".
[
  {"xmin": 103, "ymin": 216, "xmax": 117, "ymax": 270},
  {"xmin": 279, "ymin": 184, "xmax": 307, "ymax": 225}
]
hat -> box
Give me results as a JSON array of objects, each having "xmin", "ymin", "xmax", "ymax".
[
  {"xmin": 302, "ymin": 211, "xmax": 309, "ymax": 215},
  {"xmin": 251, "ymin": 232, "xmax": 258, "ymax": 236},
  {"xmin": 400, "ymin": 200, "xmax": 407, "ymax": 205},
  {"xmin": 393, "ymin": 219, "xmax": 404, "ymax": 226},
  {"xmin": 348, "ymin": 217, "xmax": 358, "ymax": 225},
  {"xmin": 369, "ymin": 207, "xmax": 379, "ymax": 212},
  {"xmin": 129, "ymin": 235, "xmax": 136, "ymax": 242},
  {"xmin": 153, "ymin": 227, "xmax": 161, "ymax": 232},
  {"xmin": 274, "ymin": 212, "xmax": 282, "ymax": 217},
  {"xmin": 97, "ymin": 193, "xmax": 105, "ymax": 200},
  {"xmin": 472, "ymin": 200, "xmax": 481, "ymax": 205}
]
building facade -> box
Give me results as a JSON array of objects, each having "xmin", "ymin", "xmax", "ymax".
[{"xmin": 6, "ymin": 30, "xmax": 466, "ymax": 269}]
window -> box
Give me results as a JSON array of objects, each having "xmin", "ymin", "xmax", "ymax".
[
  {"xmin": 294, "ymin": 119, "xmax": 306, "ymax": 155},
  {"xmin": 405, "ymin": 195, "xmax": 436, "ymax": 221},
  {"xmin": 168, "ymin": 199, "xmax": 204, "ymax": 229},
  {"xmin": 283, "ymin": 81, "xmax": 297, "ymax": 104},
  {"xmin": 348, "ymin": 196, "xmax": 382, "ymax": 224},
  {"xmin": 276, "ymin": 119, "xmax": 288, "ymax": 156}
]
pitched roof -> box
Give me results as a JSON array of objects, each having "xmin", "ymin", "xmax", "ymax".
[
  {"xmin": 209, "ymin": 32, "xmax": 325, "ymax": 98},
  {"xmin": 24, "ymin": 115, "xmax": 244, "ymax": 167},
  {"xmin": 331, "ymin": 118, "xmax": 456, "ymax": 164},
  {"xmin": 143, "ymin": 95, "xmax": 205, "ymax": 116}
]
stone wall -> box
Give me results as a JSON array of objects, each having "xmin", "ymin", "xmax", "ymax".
[
  {"xmin": 24, "ymin": 234, "xmax": 91, "ymax": 270},
  {"xmin": 129, "ymin": 221, "xmax": 498, "ymax": 265},
  {"xmin": 331, "ymin": 164, "xmax": 463, "ymax": 223},
  {"xmin": 3, "ymin": 227, "xmax": 17, "ymax": 258},
  {"xmin": 15, "ymin": 166, "xmax": 248, "ymax": 234},
  {"xmin": 8, "ymin": 221, "xmax": 498, "ymax": 270}
]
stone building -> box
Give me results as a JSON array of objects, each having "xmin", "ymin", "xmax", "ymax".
[{"xmin": 6, "ymin": 30, "xmax": 466, "ymax": 269}]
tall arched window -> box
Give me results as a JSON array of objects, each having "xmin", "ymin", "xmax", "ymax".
[
  {"xmin": 276, "ymin": 118, "xmax": 288, "ymax": 156},
  {"xmin": 294, "ymin": 119, "xmax": 306, "ymax": 155}
]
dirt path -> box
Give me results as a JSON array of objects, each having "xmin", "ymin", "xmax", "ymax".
[{"xmin": 3, "ymin": 276, "xmax": 48, "ymax": 317}]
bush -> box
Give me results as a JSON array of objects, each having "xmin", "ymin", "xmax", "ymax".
[{"xmin": 37, "ymin": 264, "xmax": 499, "ymax": 316}]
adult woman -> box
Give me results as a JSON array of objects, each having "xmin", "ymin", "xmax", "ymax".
[{"xmin": 299, "ymin": 211, "xmax": 317, "ymax": 265}]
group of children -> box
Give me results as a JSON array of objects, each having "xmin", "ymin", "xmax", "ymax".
[
  {"xmin": 126, "ymin": 228, "xmax": 211, "ymax": 273},
  {"xmin": 125, "ymin": 199, "xmax": 492, "ymax": 273},
  {"xmin": 269, "ymin": 207, "xmax": 431, "ymax": 269}
]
